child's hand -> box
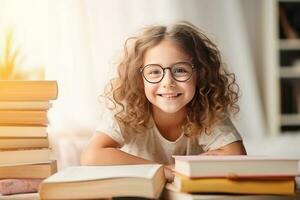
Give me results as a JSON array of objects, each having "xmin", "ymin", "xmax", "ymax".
[{"xmin": 164, "ymin": 164, "xmax": 174, "ymax": 182}]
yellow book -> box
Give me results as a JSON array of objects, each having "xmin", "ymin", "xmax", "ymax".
[
  {"xmin": 164, "ymin": 183, "xmax": 300, "ymax": 200},
  {"xmin": 0, "ymin": 160, "xmax": 57, "ymax": 179},
  {"xmin": 174, "ymin": 175, "xmax": 295, "ymax": 195},
  {"xmin": 0, "ymin": 110, "xmax": 47, "ymax": 125},
  {"xmin": 0, "ymin": 137, "xmax": 49, "ymax": 149},
  {"xmin": 0, "ymin": 101, "xmax": 51, "ymax": 110},
  {"xmin": 0, "ymin": 148, "xmax": 51, "ymax": 166},
  {"xmin": 0, "ymin": 126, "xmax": 47, "ymax": 138},
  {"xmin": 0, "ymin": 81, "xmax": 58, "ymax": 101}
]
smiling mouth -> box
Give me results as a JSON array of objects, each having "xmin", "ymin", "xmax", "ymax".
[{"xmin": 158, "ymin": 93, "xmax": 182, "ymax": 98}]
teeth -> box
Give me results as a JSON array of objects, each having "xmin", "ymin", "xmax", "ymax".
[{"xmin": 160, "ymin": 93, "xmax": 180, "ymax": 98}]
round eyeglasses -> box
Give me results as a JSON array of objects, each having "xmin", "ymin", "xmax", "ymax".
[{"xmin": 140, "ymin": 62, "xmax": 196, "ymax": 84}]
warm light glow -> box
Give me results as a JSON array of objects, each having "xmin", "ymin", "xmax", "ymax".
[{"xmin": 0, "ymin": 30, "xmax": 44, "ymax": 80}]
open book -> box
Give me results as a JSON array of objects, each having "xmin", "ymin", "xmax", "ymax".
[{"xmin": 39, "ymin": 164, "xmax": 166, "ymax": 200}]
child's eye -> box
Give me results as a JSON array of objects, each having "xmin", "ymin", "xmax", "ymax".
[
  {"xmin": 174, "ymin": 68, "xmax": 187, "ymax": 73},
  {"xmin": 148, "ymin": 70, "xmax": 162, "ymax": 75},
  {"xmin": 173, "ymin": 67, "xmax": 188, "ymax": 76}
]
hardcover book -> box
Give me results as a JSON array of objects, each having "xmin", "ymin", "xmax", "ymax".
[
  {"xmin": 39, "ymin": 164, "xmax": 166, "ymax": 200},
  {"xmin": 0, "ymin": 161, "xmax": 57, "ymax": 179},
  {"xmin": 0, "ymin": 126, "xmax": 47, "ymax": 138},
  {"xmin": 173, "ymin": 155, "xmax": 299, "ymax": 178},
  {"xmin": 0, "ymin": 81, "xmax": 58, "ymax": 101},
  {"xmin": 0, "ymin": 110, "xmax": 48, "ymax": 125},
  {"xmin": 173, "ymin": 174, "xmax": 295, "ymax": 195},
  {"xmin": 0, "ymin": 149, "xmax": 51, "ymax": 166}
]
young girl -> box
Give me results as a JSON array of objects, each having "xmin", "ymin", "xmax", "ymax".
[{"xmin": 81, "ymin": 21, "xmax": 246, "ymax": 172}]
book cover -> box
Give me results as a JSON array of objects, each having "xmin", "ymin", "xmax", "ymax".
[
  {"xmin": 163, "ymin": 183, "xmax": 299, "ymax": 200},
  {"xmin": 0, "ymin": 110, "xmax": 48, "ymax": 125},
  {"xmin": 0, "ymin": 179, "xmax": 43, "ymax": 195},
  {"xmin": 0, "ymin": 126, "xmax": 47, "ymax": 138},
  {"xmin": 173, "ymin": 175, "xmax": 295, "ymax": 195},
  {"xmin": 0, "ymin": 149, "xmax": 51, "ymax": 166},
  {"xmin": 0, "ymin": 138, "xmax": 49, "ymax": 149},
  {"xmin": 0, "ymin": 192, "xmax": 39, "ymax": 200},
  {"xmin": 0, "ymin": 101, "xmax": 51, "ymax": 111},
  {"xmin": 0, "ymin": 81, "xmax": 58, "ymax": 101},
  {"xmin": 0, "ymin": 161, "xmax": 57, "ymax": 179},
  {"xmin": 173, "ymin": 155, "xmax": 299, "ymax": 178},
  {"xmin": 39, "ymin": 164, "xmax": 166, "ymax": 200}
]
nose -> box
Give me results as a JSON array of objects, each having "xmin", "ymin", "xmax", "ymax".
[{"xmin": 161, "ymin": 69, "xmax": 175, "ymax": 88}]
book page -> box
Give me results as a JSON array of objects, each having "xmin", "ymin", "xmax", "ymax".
[{"xmin": 44, "ymin": 164, "xmax": 162, "ymax": 183}]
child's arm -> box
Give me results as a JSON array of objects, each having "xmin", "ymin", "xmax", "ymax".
[
  {"xmin": 201, "ymin": 141, "xmax": 247, "ymax": 155},
  {"xmin": 80, "ymin": 133, "xmax": 154, "ymax": 165},
  {"xmin": 81, "ymin": 133, "xmax": 174, "ymax": 182}
]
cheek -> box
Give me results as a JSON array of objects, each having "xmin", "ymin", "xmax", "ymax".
[
  {"xmin": 143, "ymin": 80, "xmax": 158, "ymax": 97},
  {"xmin": 184, "ymin": 79, "xmax": 197, "ymax": 99}
]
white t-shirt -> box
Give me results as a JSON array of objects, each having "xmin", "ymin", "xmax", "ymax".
[{"xmin": 96, "ymin": 110, "xmax": 242, "ymax": 165}]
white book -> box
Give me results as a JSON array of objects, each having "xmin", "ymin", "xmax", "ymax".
[
  {"xmin": 39, "ymin": 164, "xmax": 166, "ymax": 200},
  {"xmin": 173, "ymin": 155, "xmax": 299, "ymax": 178}
]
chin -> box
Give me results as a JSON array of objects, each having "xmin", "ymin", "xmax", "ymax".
[{"xmin": 157, "ymin": 106, "xmax": 184, "ymax": 114}]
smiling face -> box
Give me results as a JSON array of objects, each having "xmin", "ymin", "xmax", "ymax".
[{"xmin": 142, "ymin": 38, "xmax": 197, "ymax": 116}]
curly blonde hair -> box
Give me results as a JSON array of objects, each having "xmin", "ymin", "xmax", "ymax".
[{"xmin": 103, "ymin": 21, "xmax": 239, "ymax": 136}]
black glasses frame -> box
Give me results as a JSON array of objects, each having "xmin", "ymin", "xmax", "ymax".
[{"xmin": 139, "ymin": 62, "xmax": 197, "ymax": 84}]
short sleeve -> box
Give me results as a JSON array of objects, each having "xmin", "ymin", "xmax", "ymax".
[
  {"xmin": 95, "ymin": 107, "xmax": 125, "ymax": 146},
  {"xmin": 197, "ymin": 117, "xmax": 242, "ymax": 152}
]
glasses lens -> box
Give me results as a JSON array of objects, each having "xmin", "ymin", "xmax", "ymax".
[
  {"xmin": 143, "ymin": 64, "xmax": 163, "ymax": 83},
  {"xmin": 171, "ymin": 62, "xmax": 193, "ymax": 81}
]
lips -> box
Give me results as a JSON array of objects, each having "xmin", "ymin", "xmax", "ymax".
[{"xmin": 157, "ymin": 93, "xmax": 182, "ymax": 98}]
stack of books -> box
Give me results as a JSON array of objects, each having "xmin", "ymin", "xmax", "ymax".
[
  {"xmin": 163, "ymin": 155, "xmax": 299, "ymax": 199},
  {"xmin": 0, "ymin": 81, "xmax": 58, "ymax": 195}
]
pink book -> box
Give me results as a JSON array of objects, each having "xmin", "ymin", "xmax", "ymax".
[
  {"xmin": 173, "ymin": 155, "xmax": 299, "ymax": 178},
  {"xmin": 0, "ymin": 179, "xmax": 43, "ymax": 195}
]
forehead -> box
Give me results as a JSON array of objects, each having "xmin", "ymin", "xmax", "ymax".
[{"xmin": 143, "ymin": 39, "xmax": 192, "ymax": 65}]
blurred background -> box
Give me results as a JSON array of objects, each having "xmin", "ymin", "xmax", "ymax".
[{"xmin": 1, "ymin": 0, "xmax": 300, "ymax": 169}]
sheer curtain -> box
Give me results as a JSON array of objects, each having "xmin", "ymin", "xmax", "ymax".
[{"xmin": 0, "ymin": 0, "xmax": 267, "ymax": 166}]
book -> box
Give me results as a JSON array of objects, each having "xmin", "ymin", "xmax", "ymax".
[
  {"xmin": 173, "ymin": 155, "xmax": 299, "ymax": 178},
  {"xmin": 163, "ymin": 183, "xmax": 299, "ymax": 200},
  {"xmin": 0, "ymin": 110, "xmax": 47, "ymax": 125},
  {"xmin": 0, "ymin": 126, "xmax": 47, "ymax": 138},
  {"xmin": 0, "ymin": 101, "xmax": 51, "ymax": 110},
  {"xmin": 0, "ymin": 179, "xmax": 43, "ymax": 195},
  {"xmin": 172, "ymin": 174, "xmax": 295, "ymax": 195},
  {"xmin": 0, "ymin": 138, "xmax": 49, "ymax": 149},
  {"xmin": 0, "ymin": 193, "xmax": 39, "ymax": 200},
  {"xmin": 0, "ymin": 81, "xmax": 58, "ymax": 101},
  {"xmin": 0, "ymin": 161, "xmax": 57, "ymax": 179},
  {"xmin": 39, "ymin": 164, "xmax": 166, "ymax": 200},
  {"xmin": 0, "ymin": 149, "xmax": 51, "ymax": 166}
]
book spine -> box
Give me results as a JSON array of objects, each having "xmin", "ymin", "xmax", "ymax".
[{"xmin": 0, "ymin": 179, "xmax": 43, "ymax": 195}]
